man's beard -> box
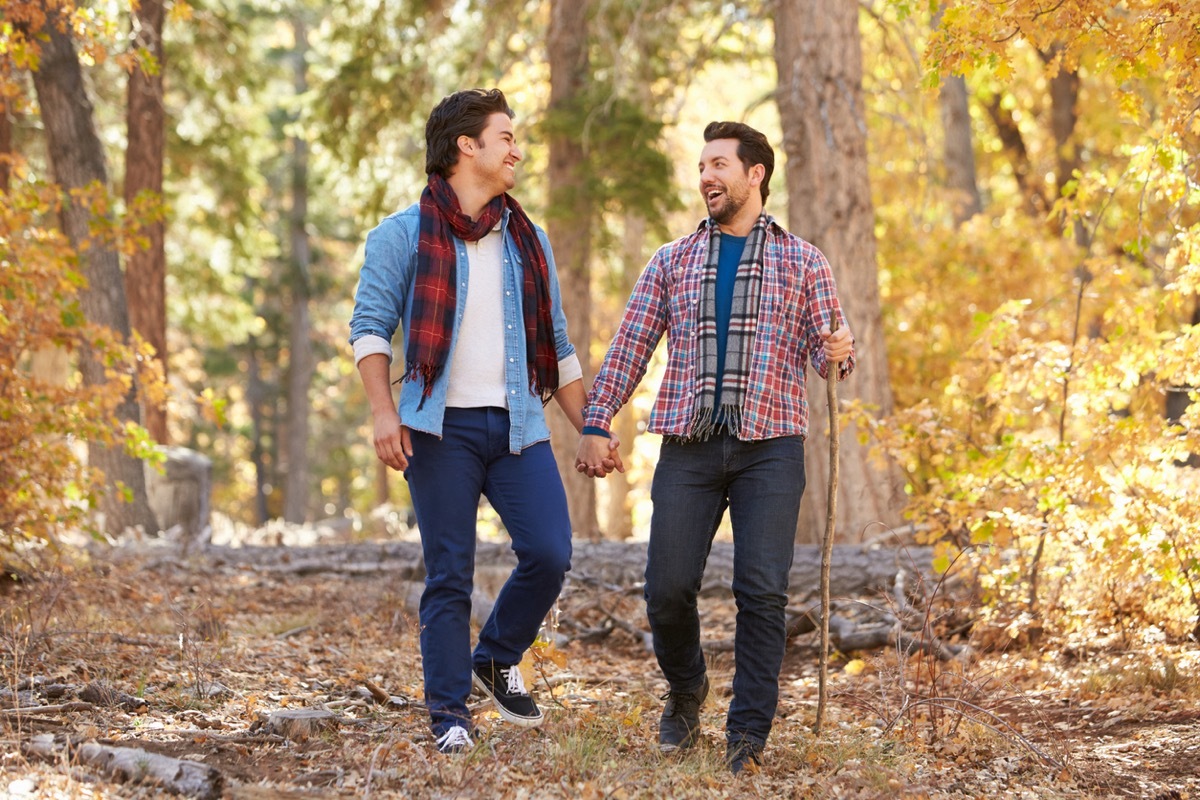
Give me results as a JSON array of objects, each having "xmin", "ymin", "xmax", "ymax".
[{"xmin": 709, "ymin": 190, "xmax": 746, "ymax": 224}]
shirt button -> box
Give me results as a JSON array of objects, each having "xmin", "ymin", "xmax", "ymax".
[
  {"xmin": 510, "ymin": 389, "xmax": 517, "ymax": 395},
  {"xmin": 507, "ymin": 324, "xmax": 513, "ymax": 330},
  {"xmin": 509, "ymin": 358, "xmax": 516, "ymax": 363}
]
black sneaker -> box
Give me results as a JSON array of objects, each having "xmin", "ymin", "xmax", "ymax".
[
  {"xmin": 472, "ymin": 662, "xmax": 544, "ymax": 727},
  {"xmin": 435, "ymin": 725, "xmax": 473, "ymax": 754},
  {"xmin": 658, "ymin": 675, "xmax": 709, "ymax": 753},
  {"xmin": 727, "ymin": 739, "xmax": 762, "ymax": 775}
]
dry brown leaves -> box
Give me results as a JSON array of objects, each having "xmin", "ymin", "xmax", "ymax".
[{"xmin": 1, "ymin": 544, "xmax": 1197, "ymax": 799}]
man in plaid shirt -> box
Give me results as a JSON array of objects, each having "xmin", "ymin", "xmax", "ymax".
[{"xmin": 576, "ymin": 121, "xmax": 855, "ymax": 775}]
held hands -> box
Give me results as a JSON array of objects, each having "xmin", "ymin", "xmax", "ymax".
[
  {"xmin": 374, "ymin": 412, "xmax": 413, "ymax": 471},
  {"xmin": 575, "ymin": 434, "xmax": 625, "ymax": 479},
  {"xmin": 820, "ymin": 323, "xmax": 854, "ymax": 363},
  {"xmin": 374, "ymin": 414, "xmax": 625, "ymax": 477}
]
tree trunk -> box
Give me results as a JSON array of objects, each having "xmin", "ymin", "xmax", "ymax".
[
  {"xmin": 1043, "ymin": 44, "xmax": 1086, "ymax": 247},
  {"xmin": 124, "ymin": 0, "xmax": 168, "ymax": 444},
  {"xmin": 773, "ymin": 0, "xmax": 905, "ymax": 543},
  {"xmin": 0, "ymin": 97, "xmax": 10, "ymax": 192},
  {"xmin": 282, "ymin": 18, "xmax": 313, "ymax": 524},
  {"xmin": 939, "ymin": 74, "xmax": 982, "ymax": 225},
  {"xmin": 602, "ymin": 213, "xmax": 649, "ymax": 541},
  {"xmin": 30, "ymin": 12, "xmax": 157, "ymax": 535},
  {"xmin": 247, "ymin": 340, "xmax": 271, "ymax": 525},
  {"xmin": 546, "ymin": 0, "xmax": 598, "ymax": 538},
  {"xmin": 933, "ymin": 3, "xmax": 981, "ymax": 225},
  {"xmin": 983, "ymin": 92, "xmax": 1046, "ymax": 218}
]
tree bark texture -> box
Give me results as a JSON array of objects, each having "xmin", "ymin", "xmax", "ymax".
[
  {"xmin": 123, "ymin": 0, "xmax": 168, "ymax": 444},
  {"xmin": 30, "ymin": 12, "xmax": 157, "ymax": 534},
  {"xmin": 1043, "ymin": 45, "xmax": 1086, "ymax": 246},
  {"xmin": 939, "ymin": 74, "xmax": 982, "ymax": 225},
  {"xmin": 546, "ymin": 0, "xmax": 598, "ymax": 538},
  {"xmin": 283, "ymin": 18, "xmax": 313, "ymax": 524},
  {"xmin": 772, "ymin": 0, "xmax": 905, "ymax": 543}
]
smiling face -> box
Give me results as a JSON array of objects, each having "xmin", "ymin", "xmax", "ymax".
[
  {"xmin": 698, "ymin": 138, "xmax": 764, "ymax": 233},
  {"xmin": 466, "ymin": 112, "xmax": 522, "ymax": 197}
]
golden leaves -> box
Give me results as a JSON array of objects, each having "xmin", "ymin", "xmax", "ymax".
[{"xmin": 0, "ymin": 168, "xmax": 158, "ymax": 547}]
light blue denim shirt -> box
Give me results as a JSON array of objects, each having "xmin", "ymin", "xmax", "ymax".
[{"xmin": 349, "ymin": 202, "xmax": 580, "ymax": 454}]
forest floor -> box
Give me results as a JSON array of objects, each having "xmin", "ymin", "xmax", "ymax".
[{"xmin": 2, "ymin": 527, "xmax": 1198, "ymax": 800}]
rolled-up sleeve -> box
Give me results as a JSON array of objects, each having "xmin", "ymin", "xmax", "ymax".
[
  {"xmin": 352, "ymin": 334, "xmax": 393, "ymax": 365},
  {"xmin": 557, "ymin": 351, "xmax": 583, "ymax": 385}
]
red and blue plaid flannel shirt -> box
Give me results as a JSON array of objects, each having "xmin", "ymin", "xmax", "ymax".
[{"xmin": 584, "ymin": 217, "xmax": 854, "ymax": 441}]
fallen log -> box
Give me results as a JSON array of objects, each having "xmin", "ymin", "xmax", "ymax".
[
  {"xmin": 1, "ymin": 701, "xmax": 95, "ymax": 720},
  {"xmin": 205, "ymin": 540, "xmax": 936, "ymax": 600},
  {"xmin": 24, "ymin": 734, "xmax": 224, "ymax": 799}
]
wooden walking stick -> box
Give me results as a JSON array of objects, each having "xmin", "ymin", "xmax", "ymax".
[{"xmin": 814, "ymin": 316, "xmax": 840, "ymax": 735}]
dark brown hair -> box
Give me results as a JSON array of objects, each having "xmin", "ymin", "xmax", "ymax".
[
  {"xmin": 703, "ymin": 121, "xmax": 774, "ymax": 204},
  {"xmin": 425, "ymin": 89, "xmax": 514, "ymax": 178}
]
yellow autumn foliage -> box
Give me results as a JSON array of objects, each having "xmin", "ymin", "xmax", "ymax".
[
  {"xmin": 865, "ymin": 0, "xmax": 1200, "ymax": 639},
  {"xmin": 0, "ymin": 169, "xmax": 159, "ymax": 554}
]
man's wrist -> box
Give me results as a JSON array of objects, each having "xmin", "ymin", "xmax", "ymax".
[{"xmin": 582, "ymin": 425, "xmax": 611, "ymax": 439}]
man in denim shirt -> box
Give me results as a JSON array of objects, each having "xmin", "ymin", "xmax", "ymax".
[
  {"xmin": 576, "ymin": 122, "xmax": 854, "ymax": 774},
  {"xmin": 349, "ymin": 88, "xmax": 618, "ymax": 754}
]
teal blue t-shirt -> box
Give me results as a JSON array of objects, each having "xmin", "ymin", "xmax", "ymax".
[{"xmin": 714, "ymin": 233, "xmax": 747, "ymax": 415}]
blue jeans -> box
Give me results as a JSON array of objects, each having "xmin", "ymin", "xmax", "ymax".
[
  {"xmin": 405, "ymin": 407, "xmax": 572, "ymax": 736},
  {"xmin": 645, "ymin": 432, "xmax": 805, "ymax": 749}
]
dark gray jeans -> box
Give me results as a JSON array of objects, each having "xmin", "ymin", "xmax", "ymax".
[{"xmin": 645, "ymin": 431, "xmax": 806, "ymax": 748}]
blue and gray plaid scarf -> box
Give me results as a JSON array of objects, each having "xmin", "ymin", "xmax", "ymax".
[{"xmin": 687, "ymin": 214, "xmax": 768, "ymax": 440}]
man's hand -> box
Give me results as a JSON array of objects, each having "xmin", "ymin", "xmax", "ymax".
[
  {"xmin": 575, "ymin": 434, "xmax": 625, "ymax": 478},
  {"xmin": 820, "ymin": 323, "xmax": 854, "ymax": 363},
  {"xmin": 374, "ymin": 413, "xmax": 413, "ymax": 471}
]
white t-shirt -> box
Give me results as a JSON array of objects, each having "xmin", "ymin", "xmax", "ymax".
[{"xmin": 446, "ymin": 228, "xmax": 507, "ymax": 408}]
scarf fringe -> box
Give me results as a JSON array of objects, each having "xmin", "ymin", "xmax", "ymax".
[
  {"xmin": 405, "ymin": 361, "xmax": 440, "ymax": 410},
  {"xmin": 685, "ymin": 404, "xmax": 742, "ymax": 441}
]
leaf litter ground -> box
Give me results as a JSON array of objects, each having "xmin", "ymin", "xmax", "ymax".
[{"xmin": 2, "ymin": 536, "xmax": 1198, "ymax": 799}]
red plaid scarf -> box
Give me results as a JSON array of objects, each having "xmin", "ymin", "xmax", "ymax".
[{"xmin": 406, "ymin": 174, "xmax": 559, "ymax": 406}]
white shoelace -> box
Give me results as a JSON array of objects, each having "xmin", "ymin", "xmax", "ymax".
[
  {"xmin": 502, "ymin": 666, "xmax": 528, "ymax": 696},
  {"xmin": 436, "ymin": 725, "xmax": 472, "ymax": 751}
]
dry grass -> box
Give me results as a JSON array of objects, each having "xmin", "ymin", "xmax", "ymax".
[{"xmin": 1, "ymin": 548, "xmax": 1197, "ymax": 799}]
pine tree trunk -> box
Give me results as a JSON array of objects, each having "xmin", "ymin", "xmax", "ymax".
[
  {"xmin": 124, "ymin": 0, "xmax": 168, "ymax": 444},
  {"xmin": 773, "ymin": 0, "xmax": 905, "ymax": 543},
  {"xmin": 30, "ymin": 14, "xmax": 157, "ymax": 534},
  {"xmin": 283, "ymin": 18, "xmax": 313, "ymax": 524},
  {"xmin": 546, "ymin": 0, "xmax": 598, "ymax": 538}
]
